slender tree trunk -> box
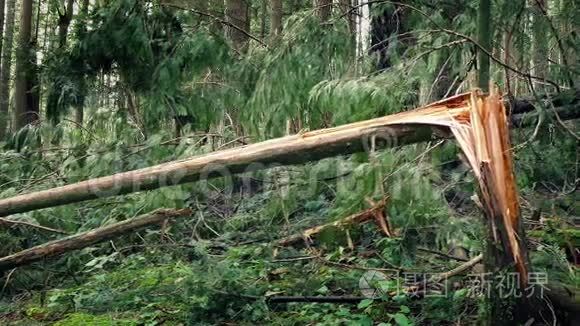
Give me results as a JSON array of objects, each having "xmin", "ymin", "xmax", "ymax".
[
  {"xmin": 193, "ymin": 0, "xmax": 207, "ymax": 22},
  {"xmin": 313, "ymin": 0, "xmax": 332, "ymax": 21},
  {"xmin": 14, "ymin": 0, "xmax": 39, "ymax": 130},
  {"xmin": 225, "ymin": 0, "xmax": 250, "ymax": 52},
  {"xmin": 74, "ymin": 0, "xmax": 89, "ymax": 126},
  {"xmin": 369, "ymin": 3, "xmax": 409, "ymax": 71},
  {"xmin": 477, "ymin": 0, "xmax": 491, "ymax": 91},
  {"xmin": 530, "ymin": 0, "xmax": 548, "ymax": 89},
  {"xmin": 270, "ymin": 0, "xmax": 282, "ymax": 37},
  {"xmin": 0, "ymin": 0, "xmax": 16, "ymax": 139},
  {"xmin": 0, "ymin": 0, "xmax": 6, "ymax": 139},
  {"xmin": 57, "ymin": 0, "xmax": 74, "ymax": 48},
  {"xmin": 260, "ymin": 0, "xmax": 266, "ymax": 39},
  {"xmin": 0, "ymin": 0, "xmax": 5, "ymax": 62},
  {"xmin": 339, "ymin": 0, "xmax": 355, "ymax": 37}
]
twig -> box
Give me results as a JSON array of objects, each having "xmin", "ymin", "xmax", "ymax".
[
  {"xmin": 266, "ymin": 296, "xmax": 368, "ymax": 304},
  {"xmin": 532, "ymin": 0, "xmax": 575, "ymax": 88},
  {"xmin": 430, "ymin": 254, "xmax": 483, "ymax": 283},
  {"xmin": 271, "ymin": 256, "xmax": 317, "ymax": 263},
  {"xmin": 162, "ymin": 3, "xmax": 268, "ymax": 48},
  {"xmin": 0, "ymin": 268, "xmax": 17, "ymax": 296},
  {"xmin": 0, "ymin": 218, "xmax": 69, "ymax": 235},
  {"xmin": 417, "ymin": 247, "xmax": 470, "ymax": 262},
  {"xmin": 319, "ymin": 257, "xmax": 400, "ymax": 272},
  {"xmin": 548, "ymin": 97, "xmax": 580, "ymax": 140}
]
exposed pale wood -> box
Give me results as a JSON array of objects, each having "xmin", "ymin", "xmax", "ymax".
[
  {"xmin": 0, "ymin": 93, "xmax": 473, "ymax": 218},
  {"xmin": 0, "ymin": 92, "xmax": 577, "ymax": 219},
  {"xmin": 0, "ymin": 208, "xmax": 191, "ymax": 272}
]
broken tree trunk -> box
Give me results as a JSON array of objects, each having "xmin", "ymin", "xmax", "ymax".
[
  {"xmin": 0, "ymin": 94, "xmax": 469, "ymax": 217},
  {"xmin": 0, "ymin": 208, "xmax": 191, "ymax": 272},
  {"xmin": 1, "ymin": 92, "xmax": 577, "ymax": 218}
]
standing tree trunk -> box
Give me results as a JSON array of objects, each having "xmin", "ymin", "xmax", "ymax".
[
  {"xmin": 14, "ymin": 0, "xmax": 39, "ymax": 130},
  {"xmin": 260, "ymin": 0, "xmax": 266, "ymax": 39},
  {"xmin": 225, "ymin": 0, "xmax": 250, "ymax": 52},
  {"xmin": 477, "ymin": 0, "xmax": 491, "ymax": 92},
  {"xmin": 270, "ymin": 0, "xmax": 282, "ymax": 37},
  {"xmin": 0, "ymin": 0, "xmax": 16, "ymax": 140},
  {"xmin": 74, "ymin": 0, "xmax": 89, "ymax": 126},
  {"xmin": 369, "ymin": 3, "xmax": 410, "ymax": 71},
  {"xmin": 57, "ymin": 0, "xmax": 75, "ymax": 48},
  {"xmin": 339, "ymin": 0, "xmax": 355, "ymax": 38},
  {"xmin": 0, "ymin": 0, "xmax": 5, "ymax": 62},
  {"xmin": 530, "ymin": 0, "xmax": 548, "ymax": 89},
  {"xmin": 313, "ymin": 0, "xmax": 332, "ymax": 22},
  {"xmin": 194, "ymin": 0, "xmax": 208, "ymax": 20},
  {"xmin": 477, "ymin": 3, "xmax": 538, "ymax": 324},
  {"xmin": 0, "ymin": 0, "xmax": 5, "ymax": 139}
]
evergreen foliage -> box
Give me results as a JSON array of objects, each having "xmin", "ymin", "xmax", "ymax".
[{"xmin": 0, "ymin": 0, "xmax": 578, "ymax": 324}]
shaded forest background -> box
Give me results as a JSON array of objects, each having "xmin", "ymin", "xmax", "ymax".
[{"xmin": 0, "ymin": 0, "xmax": 578, "ymax": 325}]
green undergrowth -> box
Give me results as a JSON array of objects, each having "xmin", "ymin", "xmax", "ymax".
[
  {"xmin": 1, "ymin": 238, "xmax": 481, "ymax": 325},
  {"xmin": 2, "ymin": 132, "xmax": 578, "ymax": 324}
]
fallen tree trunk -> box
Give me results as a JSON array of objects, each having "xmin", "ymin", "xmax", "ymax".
[
  {"xmin": 0, "ymin": 92, "xmax": 577, "ymax": 218},
  {"xmin": 0, "ymin": 208, "xmax": 191, "ymax": 272},
  {"xmin": 508, "ymin": 88, "xmax": 580, "ymax": 115}
]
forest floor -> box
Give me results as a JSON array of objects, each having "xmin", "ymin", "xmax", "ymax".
[{"xmin": 0, "ymin": 159, "xmax": 578, "ymax": 325}]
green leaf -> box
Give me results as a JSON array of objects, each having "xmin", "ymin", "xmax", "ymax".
[
  {"xmin": 357, "ymin": 299, "xmax": 374, "ymax": 309},
  {"xmin": 392, "ymin": 313, "xmax": 413, "ymax": 326},
  {"xmin": 399, "ymin": 305, "xmax": 410, "ymax": 314}
]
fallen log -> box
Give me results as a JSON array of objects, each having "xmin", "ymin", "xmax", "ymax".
[
  {"xmin": 0, "ymin": 208, "xmax": 192, "ymax": 272},
  {"xmin": 0, "ymin": 92, "xmax": 578, "ymax": 218},
  {"xmin": 507, "ymin": 88, "xmax": 580, "ymax": 115}
]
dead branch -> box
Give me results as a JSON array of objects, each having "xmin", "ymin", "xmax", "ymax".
[
  {"xmin": 430, "ymin": 254, "xmax": 483, "ymax": 282},
  {"xmin": 276, "ymin": 198, "xmax": 390, "ymax": 246},
  {"xmin": 0, "ymin": 209, "xmax": 192, "ymax": 272},
  {"xmin": 0, "ymin": 217, "xmax": 68, "ymax": 234}
]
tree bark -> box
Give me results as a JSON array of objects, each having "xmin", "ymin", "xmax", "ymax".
[
  {"xmin": 0, "ymin": 91, "xmax": 577, "ymax": 218},
  {"xmin": 313, "ymin": 0, "xmax": 332, "ymax": 22},
  {"xmin": 477, "ymin": 0, "xmax": 491, "ymax": 91},
  {"xmin": 339, "ymin": 0, "xmax": 355, "ymax": 37},
  {"xmin": 0, "ymin": 0, "xmax": 5, "ymax": 64},
  {"xmin": 57, "ymin": 0, "xmax": 75, "ymax": 48},
  {"xmin": 74, "ymin": 0, "xmax": 90, "ymax": 126},
  {"xmin": 225, "ymin": 0, "xmax": 250, "ymax": 52},
  {"xmin": 369, "ymin": 3, "xmax": 409, "ymax": 71},
  {"xmin": 0, "ymin": 208, "xmax": 192, "ymax": 272},
  {"xmin": 13, "ymin": 0, "xmax": 39, "ymax": 130},
  {"xmin": 270, "ymin": 0, "xmax": 282, "ymax": 37},
  {"xmin": 0, "ymin": 0, "xmax": 16, "ymax": 140},
  {"xmin": 530, "ymin": 0, "xmax": 548, "ymax": 89}
]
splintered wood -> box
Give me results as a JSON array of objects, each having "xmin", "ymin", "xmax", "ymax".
[
  {"xmin": 448, "ymin": 89, "xmax": 528, "ymax": 286},
  {"xmin": 296, "ymin": 89, "xmax": 528, "ymax": 284},
  {"xmin": 0, "ymin": 89, "xmax": 528, "ymax": 284}
]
